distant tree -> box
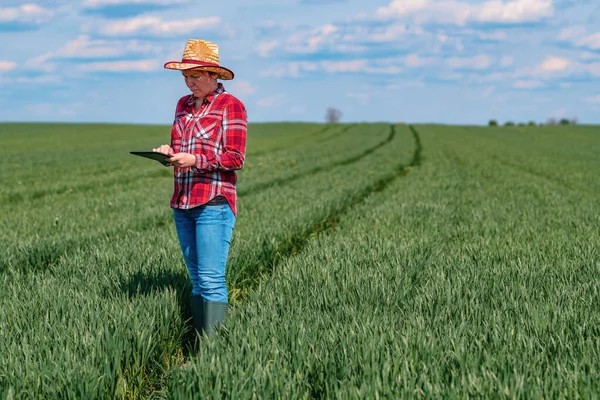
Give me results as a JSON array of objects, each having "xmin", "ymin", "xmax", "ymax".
[
  {"xmin": 528, "ymin": 121, "xmax": 537, "ymax": 127},
  {"xmin": 570, "ymin": 117, "xmax": 578, "ymax": 125},
  {"xmin": 518, "ymin": 122, "xmax": 526, "ymax": 127},
  {"xmin": 325, "ymin": 107, "xmax": 342, "ymax": 123},
  {"xmin": 546, "ymin": 117, "xmax": 557, "ymax": 125},
  {"xmin": 504, "ymin": 121, "xmax": 515, "ymax": 127},
  {"xmin": 559, "ymin": 118, "xmax": 570, "ymax": 125},
  {"xmin": 488, "ymin": 119, "xmax": 498, "ymax": 127}
]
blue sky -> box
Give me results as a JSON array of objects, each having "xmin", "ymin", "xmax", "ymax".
[{"xmin": 1, "ymin": 0, "xmax": 599, "ymax": 124}]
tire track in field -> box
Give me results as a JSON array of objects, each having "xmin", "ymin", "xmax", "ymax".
[
  {"xmin": 247, "ymin": 124, "xmax": 337, "ymax": 157},
  {"xmin": 230, "ymin": 124, "xmax": 422, "ymax": 300},
  {"xmin": 238, "ymin": 124, "xmax": 395, "ymax": 197},
  {"xmin": 315, "ymin": 123, "xmax": 358, "ymax": 143},
  {"xmin": 0, "ymin": 168, "xmax": 171, "ymax": 205}
]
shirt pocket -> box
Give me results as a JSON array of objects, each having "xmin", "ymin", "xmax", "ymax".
[{"xmin": 194, "ymin": 113, "xmax": 222, "ymax": 140}]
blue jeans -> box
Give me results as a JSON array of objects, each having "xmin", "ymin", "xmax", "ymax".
[{"xmin": 173, "ymin": 203, "xmax": 235, "ymax": 302}]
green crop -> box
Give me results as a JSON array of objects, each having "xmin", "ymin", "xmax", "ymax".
[{"xmin": 1, "ymin": 123, "xmax": 599, "ymax": 399}]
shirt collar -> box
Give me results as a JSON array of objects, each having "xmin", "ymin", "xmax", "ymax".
[{"xmin": 186, "ymin": 83, "xmax": 225, "ymax": 106}]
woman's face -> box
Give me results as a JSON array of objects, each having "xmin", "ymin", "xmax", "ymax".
[{"xmin": 182, "ymin": 70, "xmax": 217, "ymax": 98}]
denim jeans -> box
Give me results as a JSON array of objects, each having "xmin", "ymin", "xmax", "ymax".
[{"xmin": 173, "ymin": 203, "xmax": 235, "ymax": 302}]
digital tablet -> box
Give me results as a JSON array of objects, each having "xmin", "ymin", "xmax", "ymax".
[{"xmin": 130, "ymin": 151, "xmax": 173, "ymax": 165}]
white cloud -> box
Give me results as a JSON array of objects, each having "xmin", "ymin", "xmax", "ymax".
[
  {"xmin": 375, "ymin": 0, "xmax": 552, "ymax": 25},
  {"xmin": 432, "ymin": 33, "xmax": 465, "ymax": 52},
  {"xmin": 558, "ymin": 27, "xmax": 586, "ymax": 41},
  {"xmin": 375, "ymin": 0, "xmax": 430, "ymax": 19},
  {"xmin": 0, "ymin": 61, "xmax": 17, "ymax": 72},
  {"xmin": 517, "ymin": 56, "xmax": 600, "ymax": 81},
  {"xmin": 559, "ymin": 28, "xmax": 600, "ymax": 50},
  {"xmin": 404, "ymin": 54, "xmax": 435, "ymax": 67},
  {"xmin": 581, "ymin": 52, "xmax": 600, "ymax": 61},
  {"xmin": 259, "ymin": 63, "xmax": 307, "ymax": 78},
  {"xmin": 577, "ymin": 33, "xmax": 600, "ymax": 50},
  {"xmin": 500, "ymin": 55, "xmax": 514, "ymax": 67},
  {"xmin": 536, "ymin": 56, "xmax": 570, "ymax": 72},
  {"xmin": 18, "ymin": 75, "xmax": 61, "ymax": 83},
  {"xmin": 258, "ymin": 40, "xmax": 279, "ymax": 57},
  {"xmin": 257, "ymin": 93, "xmax": 285, "ymax": 107},
  {"xmin": 25, "ymin": 35, "xmax": 157, "ymax": 72},
  {"xmin": 56, "ymin": 35, "xmax": 143, "ymax": 58},
  {"xmin": 84, "ymin": 0, "xmax": 188, "ymax": 6},
  {"xmin": 514, "ymin": 80, "xmax": 544, "ymax": 89},
  {"xmin": 268, "ymin": 19, "xmax": 427, "ymax": 56},
  {"xmin": 321, "ymin": 59, "xmax": 368, "ymax": 73},
  {"xmin": 286, "ymin": 24, "xmax": 340, "ymax": 53},
  {"xmin": 364, "ymin": 65, "xmax": 402, "ymax": 74},
  {"xmin": 259, "ymin": 57, "xmax": 405, "ymax": 78},
  {"xmin": 367, "ymin": 24, "xmax": 407, "ymax": 42},
  {"xmin": 477, "ymin": 0, "xmax": 552, "ymax": 23},
  {"xmin": 584, "ymin": 95, "xmax": 600, "ymax": 104},
  {"xmin": 229, "ymin": 80, "xmax": 256, "ymax": 97},
  {"xmin": 76, "ymin": 59, "xmax": 159, "ymax": 72},
  {"xmin": 0, "ymin": 74, "xmax": 62, "ymax": 85},
  {"xmin": 100, "ymin": 16, "xmax": 222, "ymax": 36},
  {"xmin": 0, "ymin": 3, "xmax": 53, "ymax": 23},
  {"xmin": 446, "ymin": 55, "xmax": 491, "ymax": 70},
  {"xmin": 582, "ymin": 63, "xmax": 600, "ymax": 76}
]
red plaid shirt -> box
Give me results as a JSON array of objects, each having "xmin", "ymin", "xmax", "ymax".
[{"xmin": 170, "ymin": 83, "xmax": 247, "ymax": 215}]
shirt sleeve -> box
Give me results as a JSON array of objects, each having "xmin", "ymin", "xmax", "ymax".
[{"xmin": 194, "ymin": 98, "xmax": 247, "ymax": 172}]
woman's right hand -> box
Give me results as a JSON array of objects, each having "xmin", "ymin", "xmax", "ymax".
[{"xmin": 152, "ymin": 144, "xmax": 174, "ymax": 155}]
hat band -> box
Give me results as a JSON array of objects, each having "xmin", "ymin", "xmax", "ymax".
[{"xmin": 180, "ymin": 59, "xmax": 221, "ymax": 68}]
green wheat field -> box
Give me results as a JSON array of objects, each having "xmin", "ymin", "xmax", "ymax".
[{"xmin": 1, "ymin": 122, "xmax": 599, "ymax": 399}]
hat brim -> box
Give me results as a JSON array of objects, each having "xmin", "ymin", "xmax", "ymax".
[{"xmin": 164, "ymin": 61, "xmax": 234, "ymax": 80}]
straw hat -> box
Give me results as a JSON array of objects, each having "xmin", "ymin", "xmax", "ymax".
[{"xmin": 164, "ymin": 39, "xmax": 234, "ymax": 80}]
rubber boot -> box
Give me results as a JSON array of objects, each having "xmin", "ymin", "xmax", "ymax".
[
  {"xmin": 189, "ymin": 295, "xmax": 205, "ymax": 339},
  {"xmin": 203, "ymin": 301, "xmax": 228, "ymax": 337}
]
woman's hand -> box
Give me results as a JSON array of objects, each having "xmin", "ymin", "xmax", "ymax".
[
  {"xmin": 152, "ymin": 144, "xmax": 174, "ymax": 155},
  {"xmin": 168, "ymin": 153, "xmax": 197, "ymax": 168}
]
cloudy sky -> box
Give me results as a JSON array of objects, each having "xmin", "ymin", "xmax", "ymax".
[{"xmin": 1, "ymin": 0, "xmax": 599, "ymax": 124}]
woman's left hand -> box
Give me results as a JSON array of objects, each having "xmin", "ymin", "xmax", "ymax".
[{"xmin": 168, "ymin": 153, "xmax": 196, "ymax": 168}]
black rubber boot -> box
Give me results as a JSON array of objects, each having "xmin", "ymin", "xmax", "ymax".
[
  {"xmin": 203, "ymin": 301, "xmax": 228, "ymax": 338},
  {"xmin": 189, "ymin": 295, "xmax": 205, "ymax": 339}
]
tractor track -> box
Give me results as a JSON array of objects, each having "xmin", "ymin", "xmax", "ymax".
[
  {"xmin": 231, "ymin": 124, "xmax": 422, "ymax": 300},
  {"xmin": 239, "ymin": 124, "xmax": 395, "ymax": 197}
]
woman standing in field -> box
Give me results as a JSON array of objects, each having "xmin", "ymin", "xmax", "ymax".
[{"xmin": 153, "ymin": 39, "xmax": 247, "ymax": 338}]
